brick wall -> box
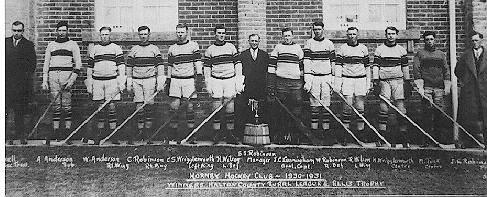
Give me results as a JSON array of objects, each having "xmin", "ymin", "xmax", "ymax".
[
  {"xmin": 34, "ymin": 0, "xmax": 95, "ymax": 104},
  {"xmin": 179, "ymin": 0, "xmax": 239, "ymax": 49},
  {"xmin": 472, "ymin": 0, "xmax": 487, "ymax": 40},
  {"xmin": 407, "ymin": 0, "xmax": 466, "ymax": 58},
  {"xmin": 14, "ymin": 0, "xmax": 477, "ymax": 105}
]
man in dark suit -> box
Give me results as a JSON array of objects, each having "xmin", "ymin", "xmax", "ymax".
[
  {"xmin": 5, "ymin": 21, "xmax": 37, "ymax": 145},
  {"xmin": 235, "ymin": 34, "xmax": 269, "ymax": 139},
  {"xmin": 455, "ymin": 31, "xmax": 487, "ymax": 149}
]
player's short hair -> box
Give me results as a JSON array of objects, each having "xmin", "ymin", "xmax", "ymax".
[
  {"xmin": 422, "ymin": 31, "xmax": 436, "ymax": 38},
  {"xmin": 99, "ymin": 26, "xmax": 112, "ymax": 32},
  {"xmin": 176, "ymin": 23, "xmax": 188, "ymax": 30},
  {"xmin": 470, "ymin": 31, "xmax": 484, "ymax": 39},
  {"xmin": 249, "ymin": 34, "xmax": 260, "ymax": 39},
  {"xmin": 12, "ymin": 21, "xmax": 24, "ymax": 29},
  {"xmin": 138, "ymin": 26, "xmax": 150, "ymax": 33},
  {"xmin": 385, "ymin": 26, "xmax": 399, "ymax": 34},
  {"xmin": 312, "ymin": 21, "xmax": 324, "ymax": 28},
  {"xmin": 214, "ymin": 24, "xmax": 226, "ymax": 32},
  {"xmin": 56, "ymin": 21, "xmax": 69, "ymax": 30},
  {"xmin": 347, "ymin": 27, "xmax": 359, "ymax": 32},
  {"xmin": 281, "ymin": 27, "xmax": 293, "ymax": 34}
]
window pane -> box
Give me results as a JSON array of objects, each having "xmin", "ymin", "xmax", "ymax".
[
  {"xmin": 368, "ymin": 4, "xmax": 382, "ymax": 22},
  {"xmin": 384, "ymin": 4, "xmax": 399, "ymax": 23}
]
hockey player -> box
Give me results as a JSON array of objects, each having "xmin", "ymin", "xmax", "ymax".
[
  {"xmin": 268, "ymin": 27, "xmax": 304, "ymax": 144},
  {"xmin": 303, "ymin": 21, "xmax": 336, "ymax": 145},
  {"xmin": 126, "ymin": 26, "xmax": 165, "ymax": 144},
  {"xmin": 413, "ymin": 31, "xmax": 451, "ymax": 146},
  {"xmin": 203, "ymin": 24, "xmax": 243, "ymax": 144},
  {"xmin": 336, "ymin": 27, "xmax": 371, "ymax": 143},
  {"xmin": 167, "ymin": 24, "xmax": 203, "ymax": 143},
  {"xmin": 42, "ymin": 21, "xmax": 82, "ymax": 145},
  {"xmin": 85, "ymin": 26, "xmax": 126, "ymax": 144},
  {"xmin": 372, "ymin": 26, "xmax": 412, "ymax": 148}
]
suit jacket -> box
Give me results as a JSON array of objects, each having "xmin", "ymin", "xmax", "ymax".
[
  {"xmin": 239, "ymin": 48, "xmax": 269, "ymax": 100},
  {"xmin": 5, "ymin": 36, "xmax": 37, "ymax": 105},
  {"xmin": 455, "ymin": 46, "xmax": 487, "ymax": 125}
]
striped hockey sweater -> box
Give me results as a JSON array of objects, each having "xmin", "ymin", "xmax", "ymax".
[
  {"xmin": 203, "ymin": 42, "xmax": 241, "ymax": 79},
  {"xmin": 269, "ymin": 42, "xmax": 304, "ymax": 79},
  {"xmin": 373, "ymin": 43, "xmax": 408, "ymax": 79},
  {"xmin": 88, "ymin": 42, "xmax": 124, "ymax": 79},
  {"xmin": 303, "ymin": 37, "xmax": 335, "ymax": 76},
  {"xmin": 127, "ymin": 43, "xmax": 163, "ymax": 79},
  {"xmin": 168, "ymin": 40, "xmax": 201, "ymax": 78},
  {"xmin": 43, "ymin": 39, "xmax": 82, "ymax": 75},
  {"xmin": 336, "ymin": 43, "xmax": 369, "ymax": 78}
]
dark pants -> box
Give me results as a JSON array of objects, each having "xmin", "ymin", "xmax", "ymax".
[
  {"xmin": 6, "ymin": 101, "xmax": 27, "ymax": 140},
  {"xmin": 273, "ymin": 77, "xmax": 303, "ymax": 139}
]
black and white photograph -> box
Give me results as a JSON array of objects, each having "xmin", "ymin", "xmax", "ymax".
[{"xmin": 3, "ymin": 0, "xmax": 487, "ymax": 196}]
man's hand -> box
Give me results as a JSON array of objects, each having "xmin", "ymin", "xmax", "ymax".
[
  {"xmin": 205, "ymin": 77, "xmax": 214, "ymax": 95},
  {"xmin": 235, "ymin": 75, "xmax": 245, "ymax": 94},
  {"xmin": 303, "ymin": 75, "xmax": 313, "ymax": 92},
  {"xmin": 332, "ymin": 77, "xmax": 343, "ymax": 93},
  {"xmin": 127, "ymin": 77, "xmax": 133, "ymax": 92},
  {"xmin": 444, "ymin": 80, "xmax": 451, "ymax": 95},
  {"xmin": 84, "ymin": 78, "xmax": 93, "ymax": 94},
  {"xmin": 117, "ymin": 75, "xmax": 127, "ymax": 92},
  {"xmin": 414, "ymin": 79, "xmax": 425, "ymax": 96},
  {"xmin": 42, "ymin": 80, "xmax": 49, "ymax": 91},
  {"xmin": 157, "ymin": 75, "xmax": 166, "ymax": 91}
]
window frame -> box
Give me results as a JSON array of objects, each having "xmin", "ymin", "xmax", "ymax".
[
  {"xmin": 94, "ymin": 0, "xmax": 179, "ymax": 33},
  {"xmin": 322, "ymin": 0, "xmax": 406, "ymax": 30}
]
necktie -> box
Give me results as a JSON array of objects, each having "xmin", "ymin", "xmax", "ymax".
[
  {"xmin": 252, "ymin": 49, "xmax": 257, "ymax": 60},
  {"xmin": 13, "ymin": 39, "xmax": 17, "ymax": 47}
]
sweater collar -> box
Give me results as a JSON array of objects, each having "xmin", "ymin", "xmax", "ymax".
[
  {"xmin": 177, "ymin": 40, "xmax": 190, "ymax": 45},
  {"xmin": 55, "ymin": 36, "xmax": 69, "ymax": 43},
  {"xmin": 214, "ymin": 41, "xmax": 226, "ymax": 46},
  {"xmin": 313, "ymin": 37, "xmax": 324, "ymax": 42},
  {"xmin": 139, "ymin": 42, "xmax": 150, "ymax": 46},
  {"xmin": 384, "ymin": 41, "xmax": 397, "ymax": 47},
  {"xmin": 347, "ymin": 41, "xmax": 359, "ymax": 47},
  {"xmin": 282, "ymin": 41, "xmax": 295, "ymax": 45}
]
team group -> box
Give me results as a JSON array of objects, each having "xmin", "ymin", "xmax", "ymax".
[{"xmin": 6, "ymin": 20, "xmax": 486, "ymax": 149}]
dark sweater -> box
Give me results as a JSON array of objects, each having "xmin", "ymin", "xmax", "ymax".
[{"xmin": 413, "ymin": 47, "xmax": 450, "ymax": 88}]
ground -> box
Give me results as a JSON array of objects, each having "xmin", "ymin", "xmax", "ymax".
[{"xmin": 5, "ymin": 143, "xmax": 487, "ymax": 196}]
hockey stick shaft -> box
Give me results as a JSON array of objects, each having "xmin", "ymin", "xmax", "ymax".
[
  {"xmin": 181, "ymin": 96, "xmax": 234, "ymax": 143},
  {"xmin": 416, "ymin": 88, "xmax": 484, "ymax": 148},
  {"xmin": 148, "ymin": 90, "xmax": 197, "ymax": 141},
  {"xmin": 61, "ymin": 90, "xmax": 122, "ymax": 143},
  {"xmin": 379, "ymin": 95, "xmax": 443, "ymax": 147},
  {"xmin": 100, "ymin": 89, "xmax": 162, "ymax": 143},
  {"xmin": 326, "ymin": 82, "xmax": 390, "ymax": 146},
  {"xmin": 28, "ymin": 90, "xmax": 63, "ymax": 138},
  {"xmin": 308, "ymin": 92, "xmax": 366, "ymax": 146}
]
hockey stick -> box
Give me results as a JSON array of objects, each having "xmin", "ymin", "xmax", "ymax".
[
  {"xmin": 273, "ymin": 96, "xmax": 322, "ymax": 145},
  {"xmin": 379, "ymin": 95, "xmax": 453, "ymax": 149},
  {"xmin": 325, "ymin": 82, "xmax": 391, "ymax": 147},
  {"xmin": 147, "ymin": 90, "xmax": 198, "ymax": 142},
  {"xmin": 415, "ymin": 88, "xmax": 485, "ymax": 149},
  {"xmin": 28, "ymin": 88, "xmax": 64, "ymax": 138},
  {"xmin": 180, "ymin": 96, "xmax": 235, "ymax": 144},
  {"xmin": 59, "ymin": 89, "xmax": 123, "ymax": 144},
  {"xmin": 308, "ymin": 92, "xmax": 372, "ymax": 147},
  {"xmin": 100, "ymin": 88, "xmax": 163, "ymax": 144}
]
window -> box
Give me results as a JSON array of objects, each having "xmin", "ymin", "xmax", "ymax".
[
  {"xmin": 323, "ymin": 0, "xmax": 406, "ymax": 30},
  {"xmin": 95, "ymin": 0, "xmax": 178, "ymax": 32}
]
